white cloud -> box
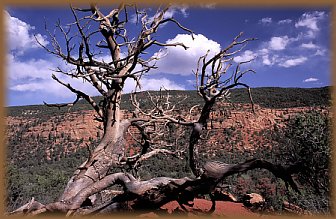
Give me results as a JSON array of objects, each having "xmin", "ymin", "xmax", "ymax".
[
  {"xmin": 261, "ymin": 54, "xmax": 277, "ymax": 66},
  {"xmin": 314, "ymin": 49, "xmax": 326, "ymax": 56},
  {"xmin": 258, "ymin": 48, "xmax": 269, "ymax": 55},
  {"xmin": 11, "ymin": 80, "xmax": 68, "ymax": 95},
  {"xmin": 262, "ymin": 56, "xmax": 271, "ymax": 65},
  {"xmin": 123, "ymin": 77, "xmax": 185, "ymax": 93},
  {"xmin": 303, "ymin": 77, "xmax": 318, "ymax": 83},
  {"xmin": 7, "ymin": 54, "xmax": 54, "ymax": 81},
  {"xmin": 260, "ymin": 17, "xmax": 272, "ymax": 24},
  {"xmin": 10, "ymin": 74, "xmax": 100, "ymax": 98},
  {"xmin": 295, "ymin": 11, "xmax": 325, "ymax": 31},
  {"xmin": 130, "ymin": 5, "xmax": 188, "ymax": 24},
  {"xmin": 279, "ymin": 56, "xmax": 308, "ymax": 68},
  {"xmin": 4, "ymin": 11, "xmax": 80, "ymax": 99},
  {"xmin": 278, "ymin": 19, "xmax": 292, "ymax": 24},
  {"xmin": 10, "ymin": 78, "xmax": 99, "ymax": 98},
  {"xmin": 234, "ymin": 50, "xmax": 257, "ymax": 63},
  {"xmin": 300, "ymin": 42, "xmax": 318, "ymax": 49},
  {"xmin": 11, "ymin": 83, "xmax": 44, "ymax": 92},
  {"xmin": 142, "ymin": 78, "xmax": 185, "ymax": 90},
  {"xmin": 8, "ymin": 51, "xmax": 185, "ymax": 99},
  {"xmin": 258, "ymin": 49, "xmax": 279, "ymax": 66},
  {"xmin": 7, "ymin": 54, "xmax": 99, "ymax": 98},
  {"xmin": 268, "ymin": 36, "xmax": 290, "ymax": 50},
  {"xmin": 153, "ymin": 34, "xmax": 221, "ymax": 75},
  {"xmin": 255, "ymin": 11, "xmax": 329, "ymax": 68},
  {"xmin": 5, "ymin": 11, "xmax": 48, "ymax": 54},
  {"xmin": 163, "ymin": 5, "xmax": 189, "ymax": 18},
  {"xmin": 295, "ymin": 11, "xmax": 327, "ymax": 39}
]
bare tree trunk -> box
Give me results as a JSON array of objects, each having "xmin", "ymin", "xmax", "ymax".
[
  {"xmin": 59, "ymin": 90, "xmax": 127, "ymax": 201},
  {"xmin": 8, "ymin": 158, "xmax": 300, "ymax": 216},
  {"xmin": 7, "ymin": 5, "xmax": 304, "ymax": 216},
  {"xmin": 189, "ymin": 100, "xmax": 216, "ymax": 177}
]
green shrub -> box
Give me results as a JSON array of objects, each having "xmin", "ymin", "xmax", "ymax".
[{"xmin": 273, "ymin": 111, "xmax": 331, "ymax": 213}]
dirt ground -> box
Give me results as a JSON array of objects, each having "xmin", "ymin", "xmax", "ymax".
[{"xmin": 138, "ymin": 199, "xmax": 262, "ymax": 217}]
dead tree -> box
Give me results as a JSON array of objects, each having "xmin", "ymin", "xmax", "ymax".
[{"xmin": 9, "ymin": 4, "xmax": 301, "ymax": 216}]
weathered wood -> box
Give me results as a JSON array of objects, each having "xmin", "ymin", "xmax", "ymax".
[
  {"xmin": 10, "ymin": 158, "xmax": 300, "ymax": 215},
  {"xmin": 9, "ymin": 3, "xmax": 302, "ymax": 217}
]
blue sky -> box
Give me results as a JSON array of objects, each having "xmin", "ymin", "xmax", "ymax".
[{"xmin": 5, "ymin": 4, "xmax": 331, "ymax": 106}]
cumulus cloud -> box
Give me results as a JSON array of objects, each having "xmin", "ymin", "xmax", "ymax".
[
  {"xmin": 257, "ymin": 48, "xmax": 278, "ymax": 66},
  {"xmin": 4, "ymin": 11, "xmax": 84, "ymax": 100},
  {"xmin": 256, "ymin": 45, "xmax": 312, "ymax": 68},
  {"xmin": 279, "ymin": 56, "xmax": 308, "ymax": 68},
  {"xmin": 7, "ymin": 54, "xmax": 99, "ymax": 98},
  {"xmin": 268, "ymin": 36, "xmax": 290, "ymax": 50},
  {"xmin": 142, "ymin": 78, "xmax": 185, "ymax": 90},
  {"xmin": 303, "ymin": 77, "xmax": 318, "ymax": 83},
  {"xmin": 254, "ymin": 10, "xmax": 329, "ymax": 68},
  {"xmin": 259, "ymin": 17, "xmax": 272, "ymax": 24},
  {"xmin": 153, "ymin": 34, "xmax": 221, "ymax": 75},
  {"xmin": 234, "ymin": 50, "xmax": 257, "ymax": 63},
  {"xmin": 295, "ymin": 11, "xmax": 325, "ymax": 31},
  {"xmin": 124, "ymin": 77, "xmax": 185, "ymax": 93},
  {"xmin": 7, "ymin": 54, "xmax": 54, "ymax": 81},
  {"xmin": 6, "ymin": 10, "xmax": 190, "ymax": 101},
  {"xmin": 258, "ymin": 48, "xmax": 269, "ymax": 55},
  {"xmin": 278, "ymin": 19, "xmax": 292, "ymax": 24},
  {"xmin": 261, "ymin": 54, "xmax": 278, "ymax": 66},
  {"xmin": 262, "ymin": 55, "xmax": 272, "ymax": 65},
  {"xmin": 8, "ymin": 49, "xmax": 185, "ymax": 98},
  {"xmin": 7, "ymin": 8, "xmax": 330, "ymax": 105},
  {"xmin": 10, "ymin": 77, "xmax": 99, "ymax": 98},
  {"xmin": 256, "ymin": 41, "xmax": 309, "ymax": 68},
  {"xmin": 295, "ymin": 11, "xmax": 326, "ymax": 38},
  {"xmin": 10, "ymin": 80, "xmax": 81, "ymax": 97},
  {"xmin": 300, "ymin": 42, "xmax": 318, "ymax": 49},
  {"xmin": 5, "ymin": 11, "xmax": 48, "ymax": 54}
]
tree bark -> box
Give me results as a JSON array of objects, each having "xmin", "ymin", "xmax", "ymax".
[
  {"xmin": 9, "ymin": 159, "xmax": 300, "ymax": 216},
  {"xmin": 8, "ymin": 5, "xmax": 303, "ymax": 216},
  {"xmin": 58, "ymin": 90, "xmax": 128, "ymax": 201},
  {"xmin": 189, "ymin": 99, "xmax": 216, "ymax": 177}
]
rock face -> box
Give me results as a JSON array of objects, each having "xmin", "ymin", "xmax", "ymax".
[
  {"xmin": 5, "ymin": 102, "xmax": 328, "ymax": 162},
  {"xmin": 242, "ymin": 193, "xmax": 265, "ymax": 208}
]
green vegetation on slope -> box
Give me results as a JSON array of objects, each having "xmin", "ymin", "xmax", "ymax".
[
  {"xmin": 6, "ymin": 112, "xmax": 331, "ymax": 213},
  {"xmin": 5, "ymin": 87, "xmax": 332, "ymax": 214},
  {"xmin": 6, "ymin": 86, "xmax": 331, "ymax": 118}
]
